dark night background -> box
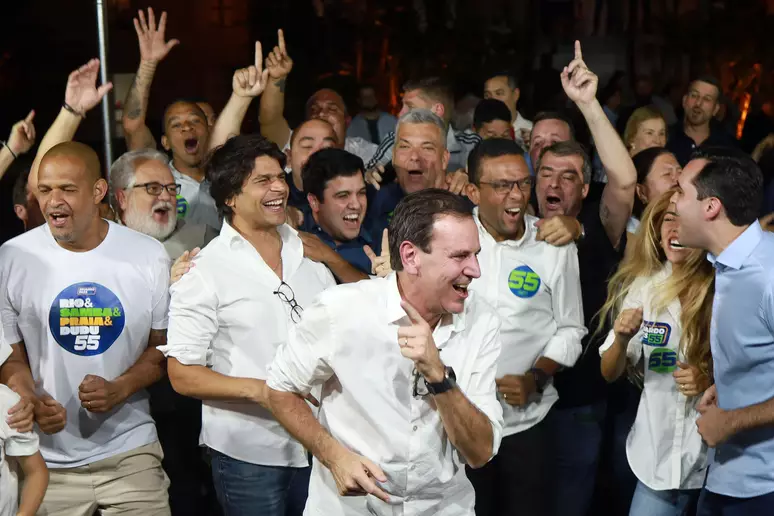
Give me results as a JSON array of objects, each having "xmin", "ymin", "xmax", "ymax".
[{"xmin": 3, "ymin": 0, "xmax": 774, "ymax": 244}]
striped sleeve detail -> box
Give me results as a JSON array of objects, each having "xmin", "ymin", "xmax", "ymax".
[{"xmin": 365, "ymin": 131, "xmax": 396, "ymax": 169}]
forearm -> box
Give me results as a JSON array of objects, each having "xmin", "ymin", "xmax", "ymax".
[
  {"xmin": 728, "ymin": 396, "xmax": 774, "ymax": 435},
  {"xmin": 600, "ymin": 337, "xmax": 629, "ymax": 382},
  {"xmin": 533, "ymin": 356, "xmax": 561, "ymax": 376},
  {"xmin": 122, "ymin": 60, "xmax": 158, "ymax": 150},
  {"xmin": 113, "ymin": 347, "xmax": 166, "ymax": 402},
  {"xmin": 167, "ymin": 358, "xmax": 265, "ymax": 406},
  {"xmin": 434, "ymin": 388, "xmax": 494, "ymax": 468},
  {"xmin": 29, "ymin": 108, "xmax": 82, "ymax": 191},
  {"xmin": 268, "ymin": 388, "xmax": 344, "ymax": 467},
  {"xmin": 0, "ymin": 146, "xmax": 15, "ymax": 181},
  {"xmin": 0, "ymin": 344, "xmax": 37, "ymax": 399},
  {"xmin": 208, "ymin": 93, "xmax": 253, "ymax": 151},
  {"xmin": 324, "ymin": 252, "xmax": 369, "ymax": 284},
  {"xmin": 17, "ymin": 453, "xmax": 48, "ymax": 516},
  {"xmin": 579, "ymin": 100, "xmax": 634, "ymax": 187},
  {"xmin": 259, "ymin": 78, "xmax": 291, "ymax": 146}
]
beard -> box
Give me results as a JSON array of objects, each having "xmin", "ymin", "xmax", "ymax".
[{"xmin": 123, "ymin": 197, "xmax": 177, "ymax": 241}]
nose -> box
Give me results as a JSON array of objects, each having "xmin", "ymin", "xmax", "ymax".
[
  {"xmin": 507, "ymin": 183, "xmax": 524, "ymax": 201},
  {"xmin": 464, "ymin": 255, "xmax": 481, "ymax": 279},
  {"xmin": 272, "ymin": 176, "xmax": 289, "ymax": 193},
  {"xmin": 348, "ymin": 194, "xmax": 362, "ymax": 211},
  {"xmin": 158, "ymin": 186, "xmax": 173, "ymax": 202}
]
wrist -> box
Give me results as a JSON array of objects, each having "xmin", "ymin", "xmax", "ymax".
[
  {"xmin": 423, "ymin": 361, "xmax": 446, "ymax": 384},
  {"xmin": 111, "ymin": 377, "xmax": 131, "ymax": 405},
  {"xmin": 0, "ymin": 143, "xmax": 16, "ymax": 160}
]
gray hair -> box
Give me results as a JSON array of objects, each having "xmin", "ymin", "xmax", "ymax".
[
  {"xmin": 396, "ymin": 109, "xmax": 447, "ymax": 149},
  {"xmin": 109, "ymin": 149, "xmax": 170, "ymax": 210},
  {"xmin": 537, "ymin": 140, "xmax": 593, "ymax": 184}
]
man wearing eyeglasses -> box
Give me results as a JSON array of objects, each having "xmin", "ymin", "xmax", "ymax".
[
  {"xmin": 267, "ymin": 188, "xmax": 504, "ymax": 515},
  {"xmin": 109, "ymin": 148, "xmax": 219, "ymax": 514},
  {"xmin": 464, "ymin": 138, "xmax": 586, "ymax": 516},
  {"xmin": 109, "ymin": 149, "xmax": 218, "ymax": 260},
  {"xmin": 160, "ymin": 134, "xmax": 336, "ymax": 516}
]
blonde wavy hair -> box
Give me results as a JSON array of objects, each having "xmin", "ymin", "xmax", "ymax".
[{"xmin": 597, "ymin": 190, "xmax": 714, "ymax": 379}]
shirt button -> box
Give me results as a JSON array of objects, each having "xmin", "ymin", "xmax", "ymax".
[{"xmin": 413, "ymin": 425, "xmax": 418, "ymax": 431}]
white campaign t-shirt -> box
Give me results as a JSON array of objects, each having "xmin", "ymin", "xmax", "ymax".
[
  {"xmin": 0, "ymin": 221, "xmax": 171, "ymax": 468},
  {"xmin": 0, "ymin": 384, "xmax": 40, "ymax": 516}
]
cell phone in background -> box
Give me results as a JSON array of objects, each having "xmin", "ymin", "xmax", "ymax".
[{"xmin": 381, "ymin": 162, "xmax": 397, "ymax": 185}]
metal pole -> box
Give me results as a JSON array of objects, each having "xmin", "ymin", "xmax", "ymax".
[{"xmin": 96, "ymin": 0, "xmax": 114, "ymax": 175}]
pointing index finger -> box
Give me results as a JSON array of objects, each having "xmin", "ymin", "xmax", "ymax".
[
  {"xmin": 255, "ymin": 41, "xmax": 263, "ymax": 73},
  {"xmin": 400, "ymin": 300, "xmax": 424, "ymax": 326},
  {"xmin": 380, "ymin": 229, "xmax": 389, "ymax": 257},
  {"xmin": 24, "ymin": 110, "xmax": 35, "ymax": 124},
  {"xmin": 574, "ymin": 40, "xmax": 582, "ymax": 61},
  {"xmin": 278, "ymin": 29, "xmax": 286, "ymax": 55}
]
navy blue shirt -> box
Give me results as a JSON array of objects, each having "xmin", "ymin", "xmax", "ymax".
[
  {"xmin": 300, "ymin": 212, "xmax": 380, "ymax": 276},
  {"xmin": 666, "ymin": 122, "xmax": 738, "ymax": 166},
  {"xmin": 287, "ymin": 177, "xmax": 309, "ymax": 212}
]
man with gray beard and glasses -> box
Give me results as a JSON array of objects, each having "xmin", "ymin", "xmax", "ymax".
[
  {"xmin": 109, "ymin": 148, "xmax": 219, "ymax": 515},
  {"xmin": 110, "ymin": 149, "xmax": 218, "ymax": 260}
]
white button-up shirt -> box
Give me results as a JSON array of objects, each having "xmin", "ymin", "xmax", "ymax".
[
  {"xmin": 160, "ymin": 221, "xmax": 336, "ymax": 467},
  {"xmin": 598, "ymin": 263, "xmax": 708, "ymax": 490},
  {"xmin": 470, "ymin": 210, "xmax": 585, "ymax": 436},
  {"xmin": 267, "ymin": 274, "xmax": 504, "ymax": 516}
]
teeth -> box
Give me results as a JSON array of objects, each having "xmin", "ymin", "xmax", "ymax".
[
  {"xmin": 505, "ymin": 208, "xmax": 521, "ymax": 215},
  {"xmin": 453, "ymin": 284, "xmax": 468, "ymax": 290},
  {"xmin": 343, "ymin": 215, "xmax": 358, "ymax": 221},
  {"xmin": 264, "ymin": 200, "xmax": 283, "ymax": 206},
  {"xmin": 669, "ymin": 239, "xmax": 684, "ymax": 249}
]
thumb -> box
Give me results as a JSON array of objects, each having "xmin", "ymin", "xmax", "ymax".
[
  {"xmin": 190, "ymin": 247, "xmax": 201, "ymax": 258},
  {"xmin": 166, "ymin": 39, "xmax": 180, "ymax": 51},
  {"xmin": 97, "ymin": 82, "xmax": 114, "ymax": 99},
  {"xmin": 534, "ymin": 218, "xmax": 545, "ymax": 228},
  {"xmin": 44, "ymin": 396, "xmax": 61, "ymax": 406},
  {"xmin": 677, "ymin": 361, "xmax": 689, "ymax": 370},
  {"xmin": 363, "ymin": 245, "xmax": 377, "ymax": 262},
  {"xmin": 361, "ymin": 456, "xmax": 387, "ymax": 483}
]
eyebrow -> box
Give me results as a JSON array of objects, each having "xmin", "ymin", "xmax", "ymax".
[{"xmin": 540, "ymin": 165, "xmax": 578, "ymax": 174}]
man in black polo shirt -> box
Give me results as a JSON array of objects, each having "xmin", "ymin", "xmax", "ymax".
[
  {"xmin": 534, "ymin": 42, "xmax": 638, "ymax": 516},
  {"xmin": 667, "ymin": 76, "xmax": 737, "ymax": 166},
  {"xmin": 298, "ymin": 148, "xmax": 373, "ymax": 284}
]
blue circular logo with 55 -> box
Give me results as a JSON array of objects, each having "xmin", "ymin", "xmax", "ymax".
[{"xmin": 508, "ymin": 266, "xmax": 541, "ymax": 298}]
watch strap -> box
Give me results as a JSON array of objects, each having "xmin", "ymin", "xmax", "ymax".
[{"xmin": 425, "ymin": 367, "xmax": 457, "ymax": 395}]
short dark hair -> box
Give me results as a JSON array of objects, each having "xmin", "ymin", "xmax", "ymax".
[
  {"xmin": 207, "ymin": 134, "xmax": 287, "ymax": 220},
  {"xmin": 532, "ymin": 111, "xmax": 576, "ymax": 140},
  {"xmin": 12, "ymin": 167, "xmax": 30, "ymax": 207},
  {"xmin": 403, "ymin": 77, "xmax": 454, "ymax": 114},
  {"xmin": 691, "ymin": 146, "xmax": 762, "ymax": 226},
  {"xmin": 468, "ymin": 138, "xmax": 524, "ymax": 184},
  {"xmin": 689, "ymin": 76, "xmax": 722, "ymax": 99},
  {"xmin": 538, "ymin": 140, "xmax": 592, "ymax": 184},
  {"xmin": 302, "ymin": 148, "xmax": 365, "ymax": 201},
  {"xmin": 473, "ymin": 99, "xmax": 512, "ymax": 129},
  {"xmin": 484, "ymin": 72, "xmax": 518, "ymax": 90},
  {"xmin": 388, "ymin": 189, "xmax": 473, "ymax": 271},
  {"xmin": 162, "ymin": 100, "xmax": 208, "ymax": 132}
]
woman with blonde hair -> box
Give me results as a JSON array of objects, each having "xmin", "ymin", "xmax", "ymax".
[
  {"xmin": 598, "ymin": 190, "xmax": 714, "ymax": 515},
  {"xmin": 624, "ymin": 106, "xmax": 667, "ymax": 157}
]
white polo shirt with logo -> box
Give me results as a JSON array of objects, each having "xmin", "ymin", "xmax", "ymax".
[{"xmin": 0, "ymin": 221, "xmax": 171, "ymax": 468}]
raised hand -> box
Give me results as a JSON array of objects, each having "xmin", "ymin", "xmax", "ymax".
[
  {"xmin": 7, "ymin": 110, "xmax": 36, "ymax": 156},
  {"xmin": 363, "ymin": 229, "xmax": 392, "ymax": 277},
  {"xmin": 133, "ymin": 8, "xmax": 179, "ymax": 63},
  {"xmin": 613, "ymin": 307, "xmax": 643, "ymax": 341},
  {"xmin": 561, "ymin": 41, "xmax": 598, "ymax": 106},
  {"xmin": 233, "ymin": 41, "xmax": 270, "ymax": 98},
  {"xmin": 64, "ymin": 59, "xmax": 113, "ymax": 115},
  {"xmin": 265, "ymin": 29, "xmax": 294, "ymax": 80},
  {"xmin": 397, "ymin": 300, "xmax": 445, "ymax": 383},
  {"xmin": 445, "ymin": 169, "xmax": 470, "ymax": 195},
  {"xmin": 364, "ymin": 164, "xmax": 385, "ymax": 191}
]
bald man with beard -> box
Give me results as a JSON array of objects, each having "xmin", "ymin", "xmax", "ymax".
[{"xmin": 0, "ymin": 141, "xmax": 173, "ymax": 515}]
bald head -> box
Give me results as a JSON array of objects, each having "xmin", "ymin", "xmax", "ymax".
[{"xmin": 40, "ymin": 141, "xmax": 102, "ymax": 183}]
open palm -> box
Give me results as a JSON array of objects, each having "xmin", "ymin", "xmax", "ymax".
[
  {"xmin": 134, "ymin": 8, "xmax": 179, "ymax": 62},
  {"xmin": 64, "ymin": 59, "xmax": 113, "ymax": 114}
]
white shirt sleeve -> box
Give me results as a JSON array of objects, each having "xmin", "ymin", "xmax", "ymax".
[
  {"xmin": 463, "ymin": 313, "xmax": 504, "ymax": 460},
  {"xmin": 1, "ymin": 387, "xmax": 39, "ymax": 457},
  {"xmin": 541, "ymin": 246, "xmax": 586, "ymax": 367},
  {"xmin": 598, "ymin": 278, "xmax": 645, "ymax": 364},
  {"xmin": 159, "ymin": 266, "xmax": 218, "ymax": 366},
  {"xmin": 150, "ymin": 251, "xmax": 172, "ymax": 330},
  {"xmin": 267, "ymin": 296, "xmax": 336, "ymax": 395},
  {"xmin": 0, "ymin": 254, "xmax": 20, "ymax": 347}
]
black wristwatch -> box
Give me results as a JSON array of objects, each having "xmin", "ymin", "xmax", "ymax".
[
  {"xmin": 529, "ymin": 368, "xmax": 550, "ymax": 394},
  {"xmin": 425, "ymin": 366, "xmax": 457, "ymax": 395}
]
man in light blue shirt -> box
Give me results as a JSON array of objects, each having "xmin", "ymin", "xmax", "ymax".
[{"xmin": 672, "ymin": 146, "xmax": 774, "ymax": 515}]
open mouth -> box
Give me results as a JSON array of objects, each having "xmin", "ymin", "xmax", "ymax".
[
  {"xmin": 504, "ymin": 207, "xmax": 521, "ymax": 219},
  {"xmin": 669, "ymin": 239, "xmax": 684, "ymax": 250},
  {"xmin": 48, "ymin": 212, "xmax": 70, "ymax": 228},
  {"xmin": 263, "ymin": 199, "xmax": 284, "ymax": 212},
  {"xmin": 184, "ymin": 137, "xmax": 199, "ymax": 154},
  {"xmin": 545, "ymin": 195, "xmax": 562, "ymax": 211},
  {"xmin": 452, "ymin": 282, "xmax": 469, "ymax": 297},
  {"xmin": 407, "ymin": 169, "xmax": 423, "ymax": 176},
  {"xmin": 342, "ymin": 213, "xmax": 360, "ymax": 226}
]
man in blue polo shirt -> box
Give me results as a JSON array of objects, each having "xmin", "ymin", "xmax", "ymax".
[
  {"xmin": 299, "ymin": 148, "xmax": 376, "ymax": 283},
  {"xmin": 672, "ymin": 147, "xmax": 774, "ymax": 515}
]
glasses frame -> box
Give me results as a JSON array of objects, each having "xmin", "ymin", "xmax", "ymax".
[
  {"xmin": 133, "ymin": 182, "xmax": 182, "ymax": 196},
  {"xmin": 478, "ymin": 177, "xmax": 534, "ymax": 196},
  {"xmin": 273, "ymin": 281, "xmax": 304, "ymax": 323}
]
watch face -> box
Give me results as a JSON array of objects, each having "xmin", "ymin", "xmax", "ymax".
[{"xmin": 447, "ymin": 367, "xmax": 456, "ymax": 381}]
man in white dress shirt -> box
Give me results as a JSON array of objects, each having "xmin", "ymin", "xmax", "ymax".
[
  {"xmin": 483, "ymin": 73, "xmax": 533, "ymax": 147},
  {"xmin": 464, "ymin": 138, "xmax": 586, "ymax": 516},
  {"xmin": 267, "ymin": 188, "xmax": 504, "ymax": 515},
  {"xmin": 160, "ymin": 134, "xmax": 336, "ymax": 516}
]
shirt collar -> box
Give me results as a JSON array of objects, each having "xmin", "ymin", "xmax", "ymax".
[
  {"xmin": 384, "ymin": 273, "xmax": 466, "ymax": 334},
  {"xmin": 219, "ymin": 220, "xmax": 304, "ymax": 276},
  {"xmin": 711, "ymin": 221, "xmax": 762, "ymax": 271},
  {"xmin": 447, "ymin": 126, "xmax": 462, "ymax": 152},
  {"xmin": 472, "ymin": 207, "xmax": 531, "ymax": 247}
]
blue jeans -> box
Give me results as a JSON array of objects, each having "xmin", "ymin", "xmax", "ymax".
[
  {"xmin": 697, "ymin": 488, "xmax": 774, "ymax": 516},
  {"xmin": 550, "ymin": 401, "xmax": 607, "ymax": 516},
  {"xmin": 210, "ymin": 449, "xmax": 311, "ymax": 516},
  {"xmin": 629, "ymin": 481, "xmax": 699, "ymax": 516}
]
